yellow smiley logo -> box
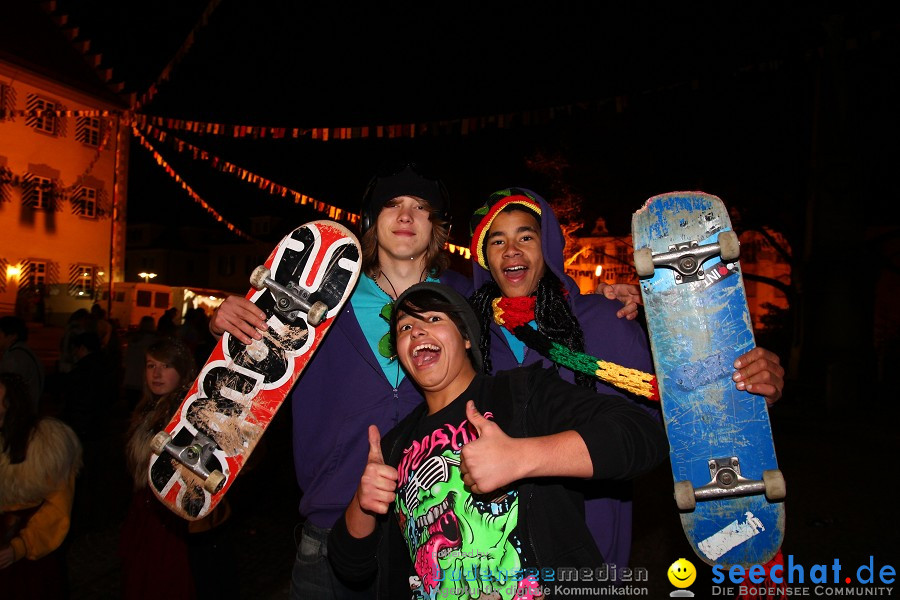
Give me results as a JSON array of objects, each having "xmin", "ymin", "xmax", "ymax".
[{"xmin": 667, "ymin": 558, "xmax": 697, "ymax": 588}]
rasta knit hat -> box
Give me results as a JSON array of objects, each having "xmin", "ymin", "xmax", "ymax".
[
  {"xmin": 469, "ymin": 188, "xmax": 542, "ymax": 270},
  {"xmin": 391, "ymin": 282, "xmax": 483, "ymax": 372}
]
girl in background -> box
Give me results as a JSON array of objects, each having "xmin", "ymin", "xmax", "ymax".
[
  {"xmin": 0, "ymin": 371, "xmax": 82, "ymax": 599},
  {"xmin": 119, "ymin": 337, "xmax": 234, "ymax": 600}
]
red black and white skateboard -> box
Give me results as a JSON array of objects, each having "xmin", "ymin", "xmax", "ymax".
[{"xmin": 148, "ymin": 220, "xmax": 361, "ymax": 520}]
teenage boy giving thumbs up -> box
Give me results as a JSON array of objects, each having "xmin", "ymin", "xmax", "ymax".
[{"xmin": 328, "ymin": 283, "xmax": 667, "ymax": 600}]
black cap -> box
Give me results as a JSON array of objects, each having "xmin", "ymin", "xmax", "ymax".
[
  {"xmin": 391, "ymin": 282, "xmax": 482, "ymax": 372},
  {"xmin": 360, "ymin": 163, "xmax": 449, "ymax": 233}
]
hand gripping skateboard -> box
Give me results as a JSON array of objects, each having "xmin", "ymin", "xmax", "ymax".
[
  {"xmin": 148, "ymin": 220, "xmax": 362, "ymax": 520},
  {"xmin": 632, "ymin": 192, "xmax": 786, "ymax": 566}
]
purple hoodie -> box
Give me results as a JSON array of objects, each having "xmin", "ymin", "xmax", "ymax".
[{"xmin": 471, "ymin": 187, "xmax": 658, "ymax": 572}]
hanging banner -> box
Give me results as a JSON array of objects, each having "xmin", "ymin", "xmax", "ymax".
[
  {"xmin": 131, "ymin": 125, "xmax": 256, "ymax": 241},
  {"xmin": 133, "ymin": 102, "xmax": 579, "ymax": 142},
  {"xmin": 137, "ymin": 122, "xmax": 360, "ymax": 227},
  {"xmin": 133, "ymin": 0, "xmax": 223, "ymax": 112},
  {"xmin": 0, "ymin": 108, "xmax": 121, "ymax": 119}
]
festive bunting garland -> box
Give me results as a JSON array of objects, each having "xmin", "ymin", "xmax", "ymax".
[
  {"xmin": 131, "ymin": 124, "xmax": 256, "ymax": 241},
  {"xmin": 133, "ymin": 0, "xmax": 223, "ymax": 112},
  {"xmin": 492, "ymin": 296, "xmax": 660, "ymax": 401},
  {"xmin": 137, "ymin": 122, "xmax": 358, "ymax": 226},
  {"xmin": 135, "ymin": 121, "xmax": 476, "ymax": 256},
  {"xmin": 69, "ymin": 121, "xmax": 112, "ymax": 190},
  {"xmin": 134, "ymin": 104, "xmax": 580, "ymax": 142},
  {"xmin": 0, "ymin": 108, "xmax": 122, "ymax": 119}
]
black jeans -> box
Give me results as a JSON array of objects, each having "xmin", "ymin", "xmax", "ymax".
[{"xmin": 289, "ymin": 521, "xmax": 374, "ymax": 600}]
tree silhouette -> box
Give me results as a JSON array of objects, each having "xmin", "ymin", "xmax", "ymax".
[{"xmin": 524, "ymin": 150, "xmax": 587, "ymax": 264}]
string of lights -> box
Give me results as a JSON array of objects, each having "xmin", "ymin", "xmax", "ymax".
[{"xmin": 130, "ymin": 124, "xmax": 257, "ymax": 242}]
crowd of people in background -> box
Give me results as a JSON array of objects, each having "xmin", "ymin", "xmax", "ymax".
[{"xmin": 0, "ymin": 303, "xmax": 220, "ymax": 598}]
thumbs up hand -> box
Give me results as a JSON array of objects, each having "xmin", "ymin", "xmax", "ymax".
[
  {"xmin": 459, "ymin": 401, "xmax": 520, "ymax": 495},
  {"xmin": 356, "ymin": 425, "xmax": 398, "ymax": 515}
]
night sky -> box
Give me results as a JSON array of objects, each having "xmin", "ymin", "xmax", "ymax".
[{"xmin": 43, "ymin": 2, "xmax": 898, "ymax": 245}]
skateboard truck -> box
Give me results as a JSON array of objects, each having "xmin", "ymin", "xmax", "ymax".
[
  {"xmin": 674, "ymin": 456, "xmax": 786, "ymax": 511},
  {"xmin": 250, "ymin": 266, "xmax": 328, "ymax": 326},
  {"xmin": 633, "ymin": 231, "xmax": 740, "ymax": 284},
  {"xmin": 151, "ymin": 431, "xmax": 227, "ymax": 494}
]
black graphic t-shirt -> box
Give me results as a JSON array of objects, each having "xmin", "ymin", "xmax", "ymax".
[{"xmin": 393, "ymin": 397, "xmax": 540, "ymax": 600}]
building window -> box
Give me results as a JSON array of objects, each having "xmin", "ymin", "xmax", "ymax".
[
  {"xmin": 76, "ymin": 117, "xmax": 102, "ymax": 146},
  {"xmin": 741, "ymin": 237, "xmax": 759, "ymax": 262},
  {"xmin": 23, "ymin": 175, "xmax": 55, "ymax": 210},
  {"xmin": 69, "ymin": 264, "xmax": 95, "ymax": 297},
  {"xmin": 136, "ymin": 290, "xmax": 152, "ymax": 307},
  {"xmin": 21, "ymin": 260, "xmax": 47, "ymax": 291},
  {"xmin": 73, "ymin": 186, "xmax": 98, "ymax": 218},
  {"xmin": 0, "ymin": 166, "xmax": 10, "ymax": 203},
  {"xmin": 0, "ymin": 83, "xmax": 14, "ymax": 121},
  {"xmin": 154, "ymin": 291, "xmax": 170, "ymax": 309},
  {"xmin": 218, "ymin": 255, "xmax": 236, "ymax": 277},
  {"xmin": 26, "ymin": 95, "xmax": 58, "ymax": 135}
]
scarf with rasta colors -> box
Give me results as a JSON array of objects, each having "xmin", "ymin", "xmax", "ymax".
[{"xmin": 492, "ymin": 296, "xmax": 660, "ymax": 401}]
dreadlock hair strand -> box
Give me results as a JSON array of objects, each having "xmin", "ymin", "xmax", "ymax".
[
  {"xmin": 534, "ymin": 271, "xmax": 594, "ymax": 389},
  {"xmin": 469, "ymin": 281, "xmax": 503, "ymax": 375}
]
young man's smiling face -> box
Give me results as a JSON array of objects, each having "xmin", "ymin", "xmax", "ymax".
[
  {"xmin": 485, "ymin": 209, "xmax": 547, "ymax": 298},
  {"xmin": 395, "ymin": 309, "xmax": 476, "ymax": 408},
  {"xmin": 376, "ymin": 195, "xmax": 434, "ymax": 262}
]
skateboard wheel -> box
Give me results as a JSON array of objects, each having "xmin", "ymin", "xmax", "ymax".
[
  {"xmin": 307, "ymin": 301, "xmax": 328, "ymax": 327},
  {"xmin": 250, "ymin": 265, "xmax": 270, "ymax": 290},
  {"xmin": 150, "ymin": 431, "xmax": 172, "ymax": 455},
  {"xmin": 204, "ymin": 470, "xmax": 226, "ymax": 494},
  {"xmin": 718, "ymin": 231, "xmax": 740, "ymax": 262},
  {"xmin": 763, "ymin": 469, "xmax": 786, "ymax": 501},
  {"xmin": 634, "ymin": 248, "xmax": 655, "ymax": 278},
  {"xmin": 674, "ymin": 480, "xmax": 696, "ymax": 511}
]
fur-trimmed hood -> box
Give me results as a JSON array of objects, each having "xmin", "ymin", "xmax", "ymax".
[
  {"xmin": 126, "ymin": 418, "xmax": 154, "ymax": 490},
  {"xmin": 0, "ymin": 418, "xmax": 83, "ymax": 508}
]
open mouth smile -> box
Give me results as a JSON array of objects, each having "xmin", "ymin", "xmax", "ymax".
[{"xmin": 411, "ymin": 343, "xmax": 441, "ymax": 368}]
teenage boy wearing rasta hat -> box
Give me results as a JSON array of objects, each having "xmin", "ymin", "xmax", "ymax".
[{"xmin": 468, "ymin": 187, "xmax": 786, "ymax": 573}]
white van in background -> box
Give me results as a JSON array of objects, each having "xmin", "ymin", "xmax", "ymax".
[{"xmin": 103, "ymin": 282, "xmax": 172, "ymax": 330}]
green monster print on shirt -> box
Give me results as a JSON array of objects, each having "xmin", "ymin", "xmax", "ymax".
[{"xmin": 394, "ymin": 412, "xmax": 539, "ymax": 599}]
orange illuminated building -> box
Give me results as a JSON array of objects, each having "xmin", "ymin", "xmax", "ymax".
[{"xmin": 1, "ymin": 3, "xmax": 130, "ymax": 322}]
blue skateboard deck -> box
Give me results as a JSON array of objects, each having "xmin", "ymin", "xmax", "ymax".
[{"xmin": 632, "ymin": 191, "xmax": 785, "ymax": 567}]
